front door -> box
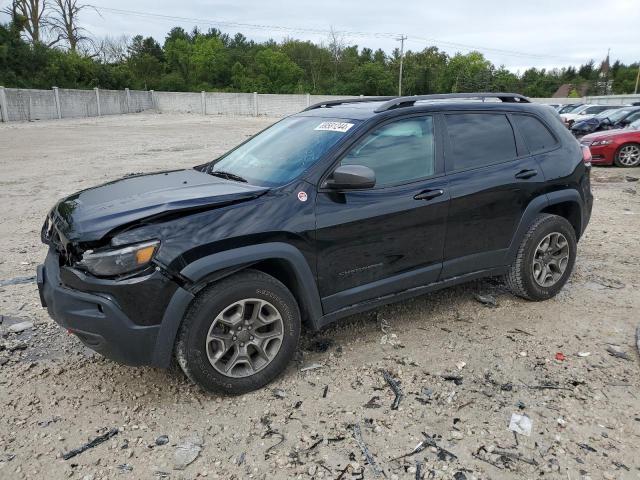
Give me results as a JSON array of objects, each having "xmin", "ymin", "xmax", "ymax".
[{"xmin": 315, "ymin": 115, "xmax": 449, "ymax": 312}]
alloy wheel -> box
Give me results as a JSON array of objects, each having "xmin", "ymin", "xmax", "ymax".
[
  {"xmin": 617, "ymin": 144, "xmax": 640, "ymax": 166},
  {"xmin": 205, "ymin": 298, "xmax": 284, "ymax": 378},
  {"xmin": 532, "ymin": 232, "xmax": 570, "ymax": 287}
]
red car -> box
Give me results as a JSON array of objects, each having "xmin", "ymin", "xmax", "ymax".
[{"xmin": 581, "ymin": 121, "xmax": 640, "ymax": 167}]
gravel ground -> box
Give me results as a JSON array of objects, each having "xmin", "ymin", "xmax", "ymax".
[{"xmin": 0, "ymin": 113, "xmax": 639, "ymax": 480}]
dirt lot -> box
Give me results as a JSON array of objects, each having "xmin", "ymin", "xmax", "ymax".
[{"xmin": 0, "ymin": 113, "xmax": 639, "ymax": 480}]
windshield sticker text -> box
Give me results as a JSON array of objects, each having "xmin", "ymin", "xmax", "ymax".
[{"xmin": 314, "ymin": 122, "xmax": 354, "ymax": 133}]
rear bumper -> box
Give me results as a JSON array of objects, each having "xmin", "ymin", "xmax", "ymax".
[{"xmin": 38, "ymin": 250, "xmax": 173, "ymax": 366}]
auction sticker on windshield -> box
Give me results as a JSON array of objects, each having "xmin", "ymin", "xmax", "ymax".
[{"xmin": 314, "ymin": 122, "xmax": 354, "ymax": 133}]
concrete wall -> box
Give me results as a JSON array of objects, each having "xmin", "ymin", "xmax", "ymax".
[
  {"xmin": 0, "ymin": 87, "xmax": 153, "ymax": 122},
  {"xmin": 1, "ymin": 87, "xmax": 639, "ymax": 123}
]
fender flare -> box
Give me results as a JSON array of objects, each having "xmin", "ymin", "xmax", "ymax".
[
  {"xmin": 151, "ymin": 242, "xmax": 323, "ymax": 367},
  {"xmin": 505, "ymin": 190, "xmax": 583, "ymax": 264}
]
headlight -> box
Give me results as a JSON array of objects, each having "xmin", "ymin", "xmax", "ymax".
[
  {"xmin": 591, "ymin": 139, "xmax": 613, "ymax": 146},
  {"xmin": 78, "ymin": 241, "xmax": 159, "ymax": 277}
]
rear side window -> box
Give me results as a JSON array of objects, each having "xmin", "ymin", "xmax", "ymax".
[
  {"xmin": 445, "ymin": 113, "xmax": 517, "ymax": 171},
  {"xmin": 511, "ymin": 114, "xmax": 557, "ymax": 153}
]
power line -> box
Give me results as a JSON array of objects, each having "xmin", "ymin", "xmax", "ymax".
[{"xmin": 88, "ymin": 4, "xmax": 578, "ymax": 63}]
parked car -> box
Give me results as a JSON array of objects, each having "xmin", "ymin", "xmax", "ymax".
[
  {"xmin": 561, "ymin": 104, "xmax": 621, "ymax": 127},
  {"xmin": 571, "ymin": 106, "xmax": 640, "ymax": 137},
  {"xmin": 38, "ymin": 93, "xmax": 593, "ymax": 394},
  {"xmin": 581, "ymin": 118, "xmax": 640, "ymax": 167},
  {"xmin": 558, "ymin": 103, "xmax": 584, "ymax": 114}
]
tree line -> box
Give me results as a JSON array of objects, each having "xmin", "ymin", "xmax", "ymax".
[{"xmin": 1, "ymin": 1, "xmax": 639, "ymax": 97}]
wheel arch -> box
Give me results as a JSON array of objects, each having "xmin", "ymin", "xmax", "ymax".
[
  {"xmin": 150, "ymin": 243, "xmax": 323, "ymax": 368},
  {"xmin": 506, "ymin": 190, "xmax": 584, "ymax": 265}
]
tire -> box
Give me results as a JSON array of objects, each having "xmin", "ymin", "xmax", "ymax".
[
  {"xmin": 175, "ymin": 269, "xmax": 301, "ymax": 395},
  {"xmin": 504, "ymin": 214, "xmax": 577, "ymax": 301},
  {"xmin": 614, "ymin": 143, "xmax": 640, "ymax": 168}
]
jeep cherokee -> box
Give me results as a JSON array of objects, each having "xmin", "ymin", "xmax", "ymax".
[{"xmin": 37, "ymin": 93, "xmax": 593, "ymax": 394}]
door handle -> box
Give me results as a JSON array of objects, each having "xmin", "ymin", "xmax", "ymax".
[
  {"xmin": 515, "ymin": 169, "xmax": 538, "ymax": 179},
  {"xmin": 414, "ymin": 189, "xmax": 444, "ymax": 201}
]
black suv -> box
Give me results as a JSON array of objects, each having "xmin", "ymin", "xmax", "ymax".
[{"xmin": 38, "ymin": 93, "xmax": 593, "ymax": 394}]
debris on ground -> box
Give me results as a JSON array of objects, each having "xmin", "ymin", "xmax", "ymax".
[
  {"xmin": 606, "ymin": 345, "xmax": 631, "ymax": 361},
  {"xmin": 555, "ymin": 352, "xmax": 566, "ymax": 361},
  {"xmin": 508, "ymin": 413, "xmax": 532, "ymax": 436},
  {"xmin": 442, "ymin": 374, "xmax": 463, "ymax": 385},
  {"xmin": 62, "ymin": 428, "xmax": 118, "ymax": 460},
  {"xmin": 272, "ymin": 388, "xmax": 286, "ymax": 398},
  {"xmin": 382, "ymin": 370, "xmax": 404, "ymax": 410},
  {"xmin": 474, "ymin": 293, "xmax": 498, "ymax": 307},
  {"xmin": 352, "ymin": 423, "xmax": 384, "ymax": 477},
  {"xmin": 300, "ymin": 363, "xmax": 324, "ymax": 372},
  {"xmin": 173, "ymin": 434, "xmax": 203, "ymax": 470},
  {"xmin": 155, "ymin": 435, "xmax": 169, "ymax": 446},
  {"xmin": 7, "ymin": 321, "xmax": 34, "ymax": 334},
  {"xmin": 0, "ymin": 276, "xmax": 36, "ymax": 287}
]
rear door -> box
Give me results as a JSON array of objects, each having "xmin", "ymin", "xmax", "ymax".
[
  {"xmin": 441, "ymin": 111, "xmax": 548, "ymax": 278},
  {"xmin": 315, "ymin": 114, "xmax": 449, "ymax": 312}
]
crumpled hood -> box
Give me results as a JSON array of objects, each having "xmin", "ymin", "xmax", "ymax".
[{"xmin": 49, "ymin": 169, "xmax": 269, "ymax": 243}]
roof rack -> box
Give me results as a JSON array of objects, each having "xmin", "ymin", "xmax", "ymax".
[
  {"xmin": 373, "ymin": 93, "xmax": 531, "ymax": 113},
  {"xmin": 303, "ymin": 96, "xmax": 397, "ymax": 111}
]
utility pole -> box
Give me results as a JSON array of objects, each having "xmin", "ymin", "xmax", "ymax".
[
  {"xmin": 397, "ymin": 35, "xmax": 407, "ymax": 96},
  {"xmin": 635, "ymin": 64, "xmax": 640, "ymax": 94}
]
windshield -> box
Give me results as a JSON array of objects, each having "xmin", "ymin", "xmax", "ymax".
[
  {"xmin": 559, "ymin": 104, "xmax": 581, "ymax": 114},
  {"xmin": 209, "ymin": 116, "xmax": 359, "ymax": 186},
  {"xmin": 606, "ymin": 108, "xmax": 638, "ymax": 122},
  {"xmin": 630, "ymin": 119, "xmax": 640, "ymax": 130},
  {"xmin": 595, "ymin": 109, "xmax": 625, "ymax": 119}
]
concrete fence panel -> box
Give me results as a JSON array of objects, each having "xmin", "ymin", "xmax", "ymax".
[
  {"xmin": 153, "ymin": 91, "xmax": 202, "ymax": 113},
  {"xmin": 58, "ymin": 88, "xmax": 98, "ymax": 118},
  {"xmin": 129, "ymin": 90, "xmax": 154, "ymax": 113},
  {"xmin": 205, "ymin": 92, "xmax": 255, "ymax": 116},
  {"xmin": 4, "ymin": 88, "xmax": 58, "ymax": 121},
  {"xmin": 585, "ymin": 94, "xmax": 640, "ymax": 105},
  {"xmin": 98, "ymin": 89, "xmax": 128, "ymax": 116},
  {"xmin": 258, "ymin": 94, "xmax": 308, "ymax": 117}
]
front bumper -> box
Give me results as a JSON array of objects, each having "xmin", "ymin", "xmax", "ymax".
[
  {"xmin": 584, "ymin": 144, "xmax": 615, "ymax": 165},
  {"xmin": 38, "ymin": 250, "xmax": 163, "ymax": 366}
]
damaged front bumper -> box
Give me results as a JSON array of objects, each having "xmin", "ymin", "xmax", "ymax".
[{"xmin": 37, "ymin": 249, "xmax": 182, "ymax": 366}]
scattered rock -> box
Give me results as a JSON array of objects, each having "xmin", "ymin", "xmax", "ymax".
[
  {"xmin": 173, "ymin": 434, "xmax": 203, "ymax": 470},
  {"xmin": 155, "ymin": 435, "xmax": 169, "ymax": 446},
  {"xmin": 474, "ymin": 293, "xmax": 497, "ymax": 307},
  {"xmin": 7, "ymin": 321, "xmax": 34, "ymax": 334}
]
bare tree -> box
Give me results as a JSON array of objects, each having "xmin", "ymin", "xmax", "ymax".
[
  {"xmin": 3, "ymin": 0, "xmax": 55, "ymax": 45},
  {"xmin": 328, "ymin": 27, "xmax": 345, "ymax": 85},
  {"xmin": 48, "ymin": 0, "xmax": 92, "ymax": 51},
  {"xmin": 94, "ymin": 35, "xmax": 130, "ymax": 63}
]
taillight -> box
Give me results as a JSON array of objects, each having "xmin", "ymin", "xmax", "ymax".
[{"xmin": 581, "ymin": 145, "xmax": 592, "ymax": 165}]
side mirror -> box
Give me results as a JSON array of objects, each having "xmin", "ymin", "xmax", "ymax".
[{"xmin": 325, "ymin": 165, "xmax": 376, "ymax": 190}]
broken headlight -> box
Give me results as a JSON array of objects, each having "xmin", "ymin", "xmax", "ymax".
[{"xmin": 77, "ymin": 241, "xmax": 159, "ymax": 277}]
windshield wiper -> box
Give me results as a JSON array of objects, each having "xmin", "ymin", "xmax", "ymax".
[{"xmin": 209, "ymin": 170, "xmax": 248, "ymax": 183}]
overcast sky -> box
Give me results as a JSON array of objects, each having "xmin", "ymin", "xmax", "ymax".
[{"xmin": 5, "ymin": 0, "xmax": 640, "ymax": 72}]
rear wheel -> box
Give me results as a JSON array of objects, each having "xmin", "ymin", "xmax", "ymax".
[
  {"xmin": 175, "ymin": 270, "xmax": 301, "ymax": 395},
  {"xmin": 504, "ymin": 214, "xmax": 577, "ymax": 301},
  {"xmin": 614, "ymin": 143, "xmax": 640, "ymax": 167}
]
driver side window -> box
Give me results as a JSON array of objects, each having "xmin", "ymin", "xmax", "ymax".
[{"xmin": 340, "ymin": 116, "xmax": 435, "ymax": 187}]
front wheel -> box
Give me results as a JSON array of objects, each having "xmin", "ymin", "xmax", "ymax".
[
  {"xmin": 614, "ymin": 143, "xmax": 640, "ymax": 167},
  {"xmin": 175, "ymin": 270, "xmax": 301, "ymax": 395},
  {"xmin": 504, "ymin": 214, "xmax": 577, "ymax": 301}
]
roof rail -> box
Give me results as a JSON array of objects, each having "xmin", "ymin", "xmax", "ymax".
[
  {"xmin": 373, "ymin": 93, "xmax": 531, "ymax": 113},
  {"xmin": 303, "ymin": 96, "xmax": 397, "ymax": 111}
]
